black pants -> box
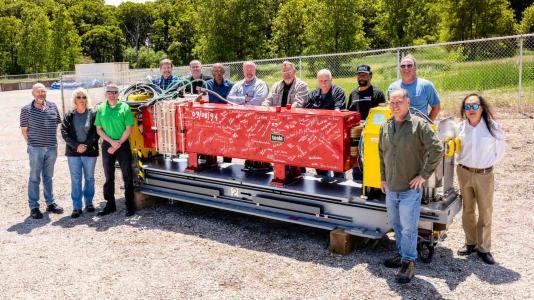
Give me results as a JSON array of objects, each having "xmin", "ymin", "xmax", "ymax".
[{"xmin": 102, "ymin": 141, "xmax": 134, "ymax": 211}]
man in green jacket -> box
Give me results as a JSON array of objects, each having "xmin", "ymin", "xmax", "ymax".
[{"xmin": 379, "ymin": 88, "xmax": 443, "ymax": 284}]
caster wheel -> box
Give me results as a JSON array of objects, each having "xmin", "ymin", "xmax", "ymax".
[{"xmin": 417, "ymin": 241, "xmax": 435, "ymax": 263}]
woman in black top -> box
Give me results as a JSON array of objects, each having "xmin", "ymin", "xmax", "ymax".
[{"xmin": 61, "ymin": 88, "xmax": 99, "ymax": 218}]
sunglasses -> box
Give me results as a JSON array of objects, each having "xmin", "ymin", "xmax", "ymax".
[
  {"xmin": 76, "ymin": 96, "xmax": 87, "ymax": 99},
  {"xmin": 464, "ymin": 104, "xmax": 480, "ymax": 111},
  {"xmin": 400, "ymin": 64, "xmax": 414, "ymax": 69},
  {"xmin": 106, "ymin": 91, "xmax": 118, "ymax": 94}
]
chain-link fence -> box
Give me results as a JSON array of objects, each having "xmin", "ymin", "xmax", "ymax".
[{"xmin": 58, "ymin": 33, "xmax": 533, "ymax": 115}]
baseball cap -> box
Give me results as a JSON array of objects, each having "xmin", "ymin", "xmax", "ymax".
[
  {"xmin": 356, "ymin": 64, "xmax": 371, "ymax": 74},
  {"xmin": 105, "ymin": 83, "xmax": 119, "ymax": 92}
]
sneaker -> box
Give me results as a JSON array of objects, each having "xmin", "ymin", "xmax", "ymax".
[
  {"xmin": 384, "ymin": 254, "xmax": 402, "ymax": 268},
  {"xmin": 125, "ymin": 209, "xmax": 135, "ymax": 217},
  {"xmin": 457, "ymin": 244, "xmax": 477, "ymax": 256},
  {"xmin": 477, "ymin": 251, "xmax": 496, "ymax": 265},
  {"xmin": 97, "ymin": 206, "xmax": 117, "ymax": 217},
  {"xmin": 71, "ymin": 209, "xmax": 82, "ymax": 219},
  {"xmin": 30, "ymin": 208, "xmax": 43, "ymax": 219},
  {"xmin": 85, "ymin": 204, "xmax": 95, "ymax": 213},
  {"xmin": 46, "ymin": 203, "xmax": 64, "ymax": 214},
  {"xmin": 395, "ymin": 260, "xmax": 415, "ymax": 284}
]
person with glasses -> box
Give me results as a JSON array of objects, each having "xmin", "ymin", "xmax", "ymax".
[
  {"xmin": 61, "ymin": 88, "xmax": 99, "ymax": 218},
  {"xmin": 20, "ymin": 83, "xmax": 64, "ymax": 219},
  {"xmin": 94, "ymin": 84, "xmax": 136, "ymax": 217},
  {"xmin": 387, "ymin": 55, "xmax": 441, "ymax": 121},
  {"xmin": 203, "ymin": 63, "xmax": 234, "ymax": 104},
  {"xmin": 379, "ymin": 88, "xmax": 443, "ymax": 283},
  {"xmin": 456, "ymin": 94, "xmax": 506, "ymax": 265}
]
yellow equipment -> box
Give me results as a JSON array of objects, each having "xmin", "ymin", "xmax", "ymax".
[{"xmin": 362, "ymin": 106, "xmax": 391, "ymax": 195}]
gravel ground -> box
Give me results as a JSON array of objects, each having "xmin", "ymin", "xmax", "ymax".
[{"xmin": 0, "ymin": 89, "xmax": 533, "ymax": 299}]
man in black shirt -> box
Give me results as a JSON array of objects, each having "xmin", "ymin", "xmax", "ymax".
[{"xmin": 348, "ymin": 64, "xmax": 385, "ymax": 181}]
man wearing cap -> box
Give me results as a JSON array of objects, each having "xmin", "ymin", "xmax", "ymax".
[
  {"xmin": 153, "ymin": 58, "xmax": 178, "ymax": 90},
  {"xmin": 95, "ymin": 84, "xmax": 136, "ymax": 217},
  {"xmin": 20, "ymin": 83, "xmax": 64, "ymax": 219},
  {"xmin": 348, "ymin": 64, "xmax": 386, "ymax": 181},
  {"xmin": 262, "ymin": 61, "xmax": 308, "ymax": 108},
  {"xmin": 388, "ymin": 55, "xmax": 441, "ymax": 121}
]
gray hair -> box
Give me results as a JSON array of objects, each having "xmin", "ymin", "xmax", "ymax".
[
  {"xmin": 32, "ymin": 83, "xmax": 46, "ymax": 91},
  {"xmin": 71, "ymin": 87, "xmax": 92, "ymax": 108},
  {"xmin": 281, "ymin": 61, "xmax": 295, "ymax": 71},
  {"xmin": 212, "ymin": 63, "xmax": 225, "ymax": 73},
  {"xmin": 243, "ymin": 61, "xmax": 256, "ymax": 69},
  {"xmin": 316, "ymin": 69, "xmax": 332, "ymax": 79},
  {"xmin": 389, "ymin": 88, "xmax": 409, "ymax": 100},
  {"xmin": 401, "ymin": 54, "xmax": 417, "ymax": 67}
]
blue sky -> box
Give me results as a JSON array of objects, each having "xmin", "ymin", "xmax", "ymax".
[{"xmin": 105, "ymin": 0, "xmax": 154, "ymax": 6}]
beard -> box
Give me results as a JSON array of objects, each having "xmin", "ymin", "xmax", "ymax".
[{"xmin": 358, "ymin": 80, "xmax": 368, "ymax": 87}]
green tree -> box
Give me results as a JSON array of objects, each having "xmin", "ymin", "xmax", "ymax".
[
  {"xmin": 81, "ymin": 25, "xmax": 125, "ymax": 63},
  {"xmin": 438, "ymin": 0, "xmax": 517, "ymax": 42},
  {"xmin": 0, "ymin": 16, "xmax": 22, "ymax": 74},
  {"xmin": 304, "ymin": 0, "xmax": 368, "ymax": 55},
  {"xmin": 68, "ymin": 0, "xmax": 117, "ymax": 36},
  {"xmin": 165, "ymin": 1, "xmax": 197, "ymax": 65},
  {"xmin": 374, "ymin": 0, "xmax": 439, "ymax": 47},
  {"xmin": 270, "ymin": 0, "xmax": 310, "ymax": 57},
  {"xmin": 193, "ymin": 0, "xmax": 271, "ymax": 62},
  {"xmin": 116, "ymin": 2, "xmax": 154, "ymax": 64},
  {"xmin": 17, "ymin": 7, "xmax": 51, "ymax": 73},
  {"xmin": 520, "ymin": 4, "xmax": 534, "ymax": 34},
  {"xmin": 49, "ymin": 5, "xmax": 81, "ymax": 71}
]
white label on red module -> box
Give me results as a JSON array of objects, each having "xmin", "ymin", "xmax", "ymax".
[{"xmin": 191, "ymin": 111, "xmax": 219, "ymax": 122}]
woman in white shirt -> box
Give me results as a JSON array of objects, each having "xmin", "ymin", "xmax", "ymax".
[{"xmin": 456, "ymin": 94, "xmax": 506, "ymax": 265}]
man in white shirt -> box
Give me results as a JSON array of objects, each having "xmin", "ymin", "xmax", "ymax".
[
  {"xmin": 228, "ymin": 61, "xmax": 268, "ymax": 106},
  {"xmin": 456, "ymin": 93, "xmax": 506, "ymax": 265}
]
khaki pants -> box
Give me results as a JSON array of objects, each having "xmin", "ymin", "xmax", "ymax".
[{"xmin": 456, "ymin": 166, "xmax": 494, "ymax": 253}]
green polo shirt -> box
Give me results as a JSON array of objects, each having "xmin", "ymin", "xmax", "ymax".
[{"xmin": 94, "ymin": 101, "xmax": 134, "ymax": 140}]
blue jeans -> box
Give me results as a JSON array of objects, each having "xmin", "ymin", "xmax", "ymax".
[
  {"xmin": 386, "ymin": 188, "xmax": 422, "ymax": 261},
  {"xmin": 27, "ymin": 146, "xmax": 57, "ymax": 209},
  {"xmin": 67, "ymin": 156, "xmax": 97, "ymax": 210}
]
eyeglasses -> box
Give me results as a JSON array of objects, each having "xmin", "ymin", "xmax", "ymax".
[
  {"xmin": 464, "ymin": 104, "xmax": 480, "ymax": 111},
  {"xmin": 106, "ymin": 91, "xmax": 118, "ymax": 94},
  {"xmin": 400, "ymin": 64, "xmax": 414, "ymax": 69},
  {"xmin": 76, "ymin": 96, "xmax": 87, "ymax": 100}
]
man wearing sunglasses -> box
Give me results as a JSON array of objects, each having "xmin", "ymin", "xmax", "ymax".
[
  {"xmin": 95, "ymin": 84, "xmax": 136, "ymax": 217},
  {"xmin": 20, "ymin": 83, "xmax": 64, "ymax": 219},
  {"xmin": 387, "ymin": 55, "xmax": 441, "ymax": 121}
]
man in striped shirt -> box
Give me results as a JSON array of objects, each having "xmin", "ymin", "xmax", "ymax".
[{"xmin": 20, "ymin": 83, "xmax": 64, "ymax": 219}]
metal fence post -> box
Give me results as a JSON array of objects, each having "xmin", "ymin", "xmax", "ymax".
[
  {"xmin": 518, "ymin": 34, "xmax": 524, "ymax": 114},
  {"xmin": 60, "ymin": 73, "xmax": 66, "ymax": 116},
  {"xmin": 299, "ymin": 56, "xmax": 302, "ymax": 79},
  {"xmin": 396, "ymin": 47, "xmax": 400, "ymax": 80}
]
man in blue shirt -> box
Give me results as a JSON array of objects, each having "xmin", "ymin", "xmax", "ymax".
[
  {"xmin": 153, "ymin": 58, "xmax": 178, "ymax": 90},
  {"xmin": 203, "ymin": 63, "xmax": 234, "ymax": 103},
  {"xmin": 388, "ymin": 55, "xmax": 441, "ymax": 121}
]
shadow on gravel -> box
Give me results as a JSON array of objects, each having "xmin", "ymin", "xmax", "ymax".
[
  {"xmin": 366, "ymin": 247, "xmax": 521, "ymax": 299},
  {"xmin": 47, "ymin": 199, "xmax": 521, "ymax": 298},
  {"xmin": 7, "ymin": 214, "xmax": 52, "ymax": 234}
]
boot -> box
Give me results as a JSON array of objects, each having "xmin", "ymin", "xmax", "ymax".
[{"xmin": 395, "ymin": 260, "xmax": 415, "ymax": 284}]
